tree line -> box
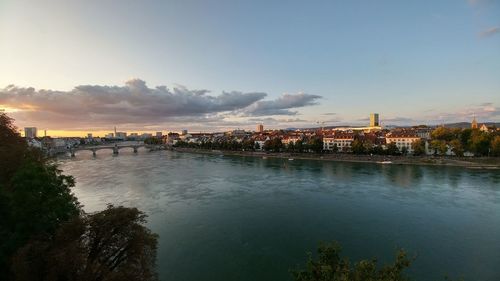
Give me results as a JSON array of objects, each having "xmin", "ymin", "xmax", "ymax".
[
  {"xmin": 175, "ymin": 127, "xmax": 500, "ymax": 157},
  {"xmin": 427, "ymin": 127, "xmax": 499, "ymax": 156}
]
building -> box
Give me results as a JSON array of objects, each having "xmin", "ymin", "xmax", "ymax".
[
  {"xmin": 230, "ymin": 129, "xmax": 247, "ymax": 138},
  {"xmin": 282, "ymin": 135, "xmax": 302, "ymax": 146},
  {"xmin": 370, "ymin": 113, "xmax": 379, "ymax": 127},
  {"xmin": 156, "ymin": 131, "xmax": 163, "ymax": 138},
  {"xmin": 181, "ymin": 129, "xmax": 188, "ymax": 135},
  {"xmin": 385, "ymin": 132, "xmax": 420, "ymax": 153},
  {"xmin": 253, "ymin": 135, "xmax": 269, "ymax": 150},
  {"xmin": 257, "ymin": 124, "xmax": 264, "ymax": 133},
  {"xmin": 87, "ymin": 133, "xmax": 93, "ymax": 139},
  {"xmin": 480, "ymin": 124, "xmax": 489, "ymax": 132},
  {"xmin": 323, "ymin": 133, "xmax": 355, "ymax": 151},
  {"xmin": 105, "ymin": 133, "xmax": 114, "ymax": 138},
  {"xmin": 115, "ymin": 132, "xmax": 127, "ymax": 139},
  {"xmin": 471, "ymin": 116, "xmax": 478, "ymax": 129},
  {"xmin": 24, "ymin": 127, "xmax": 37, "ymax": 138},
  {"xmin": 163, "ymin": 132, "xmax": 180, "ymax": 144},
  {"xmin": 414, "ymin": 127, "xmax": 433, "ymax": 140}
]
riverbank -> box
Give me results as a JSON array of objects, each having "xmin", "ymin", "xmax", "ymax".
[{"xmin": 173, "ymin": 147, "xmax": 500, "ymax": 169}]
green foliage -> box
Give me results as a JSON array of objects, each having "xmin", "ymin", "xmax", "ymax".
[
  {"xmin": 431, "ymin": 127, "xmax": 459, "ymax": 142},
  {"xmin": 264, "ymin": 138, "xmax": 284, "ymax": 152},
  {"xmin": 428, "ymin": 127, "xmax": 497, "ymax": 157},
  {"xmin": 1, "ymin": 113, "xmax": 158, "ymax": 280},
  {"xmin": 307, "ymin": 137, "xmax": 323, "ymax": 154},
  {"xmin": 292, "ymin": 241, "xmax": 412, "ymax": 281},
  {"xmin": 385, "ymin": 143, "xmax": 400, "ymax": 156},
  {"xmin": 401, "ymin": 146, "xmax": 409, "ymax": 155},
  {"xmin": 491, "ymin": 136, "xmax": 500, "ymax": 157},
  {"xmin": 254, "ymin": 142, "xmax": 261, "ymax": 150},
  {"xmin": 449, "ymin": 139, "xmax": 464, "ymax": 157},
  {"xmin": 12, "ymin": 205, "xmax": 158, "ymax": 281},
  {"xmin": 411, "ymin": 139, "xmax": 426, "ymax": 156},
  {"xmin": 469, "ymin": 130, "xmax": 491, "ymax": 156},
  {"xmin": 351, "ymin": 140, "xmax": 366, "ymax": 155},
  {"xmin": 429, "ymin": 140, "xmax": 447, "ymax": 156},
  {"xmin": 0, "ymin": 113, "xmax": 81, "ymax": 279}
]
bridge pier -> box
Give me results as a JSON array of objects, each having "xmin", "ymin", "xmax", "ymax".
[{"xmin": 133, "ymin": 146, "xmax": 138, "ymax": 153}]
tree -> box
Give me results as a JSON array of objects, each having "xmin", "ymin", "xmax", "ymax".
[
  {"xmin": 1, "ymin": 113, "xmax": 81, "ymax": 279},
  {"xmin": 449, "ymin": 139, "xmax": 464, "ymax": 157},
  {"xmin": 264, "ymin": 138, "xmax": 283, "ymax": 152},
  {"xmin": 1, "ymin": 113, "xmax": 158, "ymax": 280},
  {"xmin": 470, "ymin": 130, "xmax": 491, "ymax": 156},
  {"xmin": 292, "ymin": 241, "xmax": 412, "ymax": 281},
  {"xmin": 363, "ymin": 140, "xmax": 374, "ymax": 154},
  {"xmin": 308, "ymin": 137, "xmax": 323, "ymax": 154},
  {"xmin": 296, "ymin": 141, "xmax": 305, "ymax": 153},
  {"xmin": 254, "ymin": 142, "xmax": 261, "ymax": 150},
  {"xmin": 351, "ymin": 140, "xmax": 366, "ymax": 155},
  {"xmin": 491, "ymin": 136, "xmax": 500, "ymax": 157},
  {"xmin": 385, "ymin": 142, "xmax": 400, "ymax": 156},
  {"xmin": 411, "ymin": 139, "xmax": 426, "ymax": 156},
  {"xmin": 430, "ymin": 140, "xmax": 447, "ymax": 156},
  {"xmin": 401, "ymin": 146, "xmax": 408, "ymax": 156},
  {"xmin": 12, "ymin": 205, "xmax": 158, "ymax": 281},
  {"xmin": 331, "ymin": 143, "xmax": 339, "ymax": 153},
  {"xmin": 460, "ymin": 129, "xmax": 472, "ymax": 150},
  {"xmin": 431, "ymin": 127, "xmax": 454, "ymax": 142}
]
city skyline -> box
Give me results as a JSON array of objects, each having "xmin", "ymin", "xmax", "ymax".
[{"xmin": 1, "ymin": 0, "xmax": 499, "ymax": 135}]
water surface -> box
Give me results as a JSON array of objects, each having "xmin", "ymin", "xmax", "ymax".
[{"xmin": 60, "ymin": 150, "xmax": 500, "ymax": 281}]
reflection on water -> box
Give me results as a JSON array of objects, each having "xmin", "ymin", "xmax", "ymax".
[{"xmin": 60, "ymin": 151, "xmax": 500, "ymax": 281}]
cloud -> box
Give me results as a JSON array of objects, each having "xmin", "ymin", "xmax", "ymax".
[
  {"xmin": 480, "ymin": 102, "xmax": 493, "ymax": 106},
  {"xmin": 241, "ymin": 92, "xmax": 322, "ymax": 116},
  {"xmin": 0, "ymin": 79, "xmax": 322, "ymax": 130},
  {"xmin": 248, "ymin": 117, "xmax": 309, "ymax": 124},
  {"xmin": 467, "ymin": 0, "xmax": 494, "ymax": 6},
  {"xmin": 321, "ymin": 112, "xmax": 337, "ymax": 116},
  {"xmin": 424, "ymin": 103, "xmax": 500, "ymax": 124},
  {"xmin": 479, "ymin": 26, "xmax": 500, "ymax": 38}
]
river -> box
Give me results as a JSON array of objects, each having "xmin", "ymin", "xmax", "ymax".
[{"xmin": 59, "ymin": 149, "xmax": 500, "ymax": 281}]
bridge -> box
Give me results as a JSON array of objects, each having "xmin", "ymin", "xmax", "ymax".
[{"xmin": 69, "ymin": 144, "xmax": 167, "ymax": 157}]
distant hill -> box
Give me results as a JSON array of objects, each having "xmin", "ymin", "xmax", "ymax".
[
  {"xmin": 285, "ymin": 122, "xmax": 499, "ymax": 131},
  {"xmin": 443, "ymin": 122, "xmax": 500, "ymax": 129}
]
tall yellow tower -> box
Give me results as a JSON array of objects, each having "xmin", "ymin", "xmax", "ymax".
[
  {"xmin": 370, "ymin": 113, "xmax": 379, "ymax": 127},
  {"xmin": 471, "ymin": 115, "xmax": 478, "ymax": 129}
]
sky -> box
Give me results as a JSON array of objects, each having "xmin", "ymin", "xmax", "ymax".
[{"xmin": 0, "ymin": 0, "xmax": 499, "ymax": 136}]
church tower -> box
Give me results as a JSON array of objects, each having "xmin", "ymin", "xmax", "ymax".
[{"xmin": 471, "ymin": 115, "xmax": 478, "ymax": 129}]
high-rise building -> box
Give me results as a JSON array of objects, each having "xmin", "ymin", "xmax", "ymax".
[
  {"xmin": 24, "ymin": 127, "xmax": 37, "ymax": 138},
  {"xmin": 156, "ymin": 132, "xmax": 163, "ymax": 138},
  {"xmin": 257, "ymin": 124, "xmax": 264, "ymax": 133},
  {"xmin": 181, "ymin": 129, "xmax": 188, "ymax": 135},
  {"xmin": 370, "ymin": 113, "xmax": 379, "ymax": 127},
  {"xmin": 87, "ymin": 133, "xmax": 93, "ymax": 138}
]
